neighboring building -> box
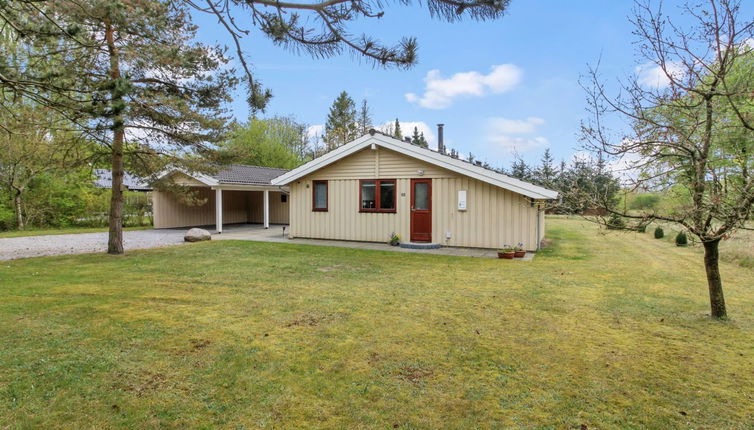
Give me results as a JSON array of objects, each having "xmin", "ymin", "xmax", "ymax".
[
  {"xmin": 93, "ymin": 169, "xmax": 153, "ymax": 192},
  {"xmin": 271, "ymin": 131, "xmax": 558, "ymax": 251},
  {"xmin": 152, "ymin": 165, "xmax": 289, "ymax": 230}
]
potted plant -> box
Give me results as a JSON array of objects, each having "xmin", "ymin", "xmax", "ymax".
[
  {"xmin": 497, "ymin": 246, "xmax": 515, "ymax": 259},
  {"xmin": 389, "ymin": 232, "xmax": 401, "ymax": 246},
  {"xmin": 513, "ymin": 243, "xmax": 526, "ymax": 258}
]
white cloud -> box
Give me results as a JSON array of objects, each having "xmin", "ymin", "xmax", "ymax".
[
  {"xmin": 635, "ymin": 62, "xmax": 685, "ymax": 88},
  {"xmin": 487, "ymin": 117, "xmax": 545, "ymax": 134},
  {"xmin": 485, "ymin": 117, "xmax": 548, "ymax": 153},
  {"xmin": 306, "ymin": 124, "xmax": 324, "ymax": 139},
  {"xmin": 405, "ymin": 64, "xmax": 523, "ymax": 109},
  {"xmin": 378, "ymin": 120, "xmax": 437, "ymax": 148}
]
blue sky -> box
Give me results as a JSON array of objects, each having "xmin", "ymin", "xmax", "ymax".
[{"xmin": 191, "ymin": 0, "xmax": 751, "ymax": 169}]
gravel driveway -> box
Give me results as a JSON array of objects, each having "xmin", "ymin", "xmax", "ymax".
[{"xmin": 0, "ymin": 229, "xmax": 187, "ymax": 261}]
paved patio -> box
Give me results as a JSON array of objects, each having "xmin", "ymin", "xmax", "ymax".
[{"xmin": 214, "ymin": 224, "xmax": 535, "ymax": 260}]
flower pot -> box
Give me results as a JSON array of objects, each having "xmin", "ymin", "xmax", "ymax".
[
  {"xmin": 497, "ymin": 251, "xmax": 515, "ymax": 259},
  {"xmin": 514, "ymin": 250, "xmax": 526, "ymax": 258}
]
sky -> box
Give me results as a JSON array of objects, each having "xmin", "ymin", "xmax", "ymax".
[{"xmin": 190, "ymin": 0, "xmax": 751, "ymax": 169}]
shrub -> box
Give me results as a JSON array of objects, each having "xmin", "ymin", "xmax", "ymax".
[
  {"xmin": 606, "ymin": 214, "xmax": 626, "ymax": 230},
  {"xmin": 675, "ymin": 231, "xmax": 688, "ymax": 246},
  {"xmin": 654, "ymin": 227, "xmax": 664, "ymax": 239},
  {"xmin": 636, "ymin": 224, "xmax": 647, "ymax": 233}
]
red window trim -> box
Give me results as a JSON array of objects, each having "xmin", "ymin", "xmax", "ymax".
[
  {"xmin": 359, "ymin": 179, "xmax": 397, "ymax": 213},
  {"xmin": 312, "ymin": 180, "xmax": 328, "ymax": 212}
]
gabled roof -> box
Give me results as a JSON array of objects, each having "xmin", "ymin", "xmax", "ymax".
[
  {"xmin": 159, "ymin": 164, "xmax": 290, "ymax": 187},
  {"xmin": 271, "ymin": 133, "xmax": 559, "ymax": 200}
]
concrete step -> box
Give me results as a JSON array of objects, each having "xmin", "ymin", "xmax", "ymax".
[{"xmin": 399, "ymin": 242, "xmax": 442, "ymax": 249}]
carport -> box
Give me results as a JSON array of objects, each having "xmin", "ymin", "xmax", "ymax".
[{"xmin": 152, "ymin": 165, "xmax": 289, "ymax": 233}]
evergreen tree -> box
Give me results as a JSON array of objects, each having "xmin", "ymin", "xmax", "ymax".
[
  {"xmin": 418, "ymin": 132, "xmax": 428, "ymax": 148},
  {"xmin": 0, "ymin": 1, "xmax": 236, "ymax": 254},
  {"xmin": 324, "ymin": 91, "xmax": 358, "ymax": 150},
  {"xmin": 393, "ymin": 118, "xmax": 402, "ymax": 140},
  {"xmin": 536, "ymin": 148, "xmax": 557, "ymax": 188},
  {"xmin": 510, "ymin": 157, "xmax": 531, "ymax": 181},
  {"xmin": 357, "ymin": 99, "xmax": 373, "ymax": 135},
  {"xmin": 410, "ymin": 126, "xmax": 428, "ymax": 148}
]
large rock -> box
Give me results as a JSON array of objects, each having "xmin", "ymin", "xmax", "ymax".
[{"xmin": 184, "ymin": 228, "xmax": 211, "ymax": 242}]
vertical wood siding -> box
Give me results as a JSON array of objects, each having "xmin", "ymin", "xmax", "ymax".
[
  {"xmin": 288, "ymin": 147, "xmax": 542, "ymax": 250},
  {"xmin": 153, "ymin": 188, "xmax": 288, "ymax": 228}
]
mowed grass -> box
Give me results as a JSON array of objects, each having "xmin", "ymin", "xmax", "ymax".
[
  {"xmin": 0, "ymin": 225, "xmax": 151, "ymax": 239},
  {"xmin": 1, "ymin": 218, "xmax": 753, "ymax": 429}
]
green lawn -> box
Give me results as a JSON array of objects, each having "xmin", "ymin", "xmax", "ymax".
[
  {"xmin": 0, "ymin": 225, "xmax": 151, "ymax": 239},
  {"xmin": 1, "ymin": 218, "xmax": 753, "ymax": 429}
]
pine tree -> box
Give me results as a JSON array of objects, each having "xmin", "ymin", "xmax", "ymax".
[
  {"xmin": 393, "ymin": 118, "xmax": 402, "ymax": 140},
  {"xmin": 357, "ymin": 99, "xmax": 373, "ymax": 135},
  {"xmin": 536, "ymin": 148, "xmax": 557, "ymax": 188},
  {"xmin": 0, "ymin": 1, "xmax": 236, "ymax": 254},
  {"xmin": 510, "ymin": 157, "xmax": 530, "ymax": 180},
  {"xmin": 324, "ymin": 91, "xmax": 358, "ymax": 150},
  {"xmin": 410, "ymin": 127, "xmax": 421, "ymax": 145},
  {"xmin": 418, "ymin": 132, "xmax": 428, "ymax": 148}
]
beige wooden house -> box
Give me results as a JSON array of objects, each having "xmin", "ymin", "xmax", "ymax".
[{"xmin": 272, "ymin": 131, "xmax": 558, "ymax": 251}]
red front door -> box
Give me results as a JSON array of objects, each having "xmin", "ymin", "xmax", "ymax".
[{"xmin": 410, "ymin": 179, "xmax": 432, "ymax": 242}]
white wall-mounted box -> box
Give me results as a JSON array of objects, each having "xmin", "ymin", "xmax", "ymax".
[{"xmin": 458, "ymin": 190, "xmax": 467, "ymax": 211}]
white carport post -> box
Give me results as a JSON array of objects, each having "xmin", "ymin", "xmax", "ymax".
[
  {"xmin": 263, "ymin": 189, "xmax": 270, "ymax": 229},
  {"xmin": 215, "ymin": 188, "xmax": 223, "ymax": 233}
]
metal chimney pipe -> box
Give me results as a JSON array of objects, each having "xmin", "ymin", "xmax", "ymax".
[{"xmin": 437, "ymin": 123, "xmax": 445, "ymax": 154}]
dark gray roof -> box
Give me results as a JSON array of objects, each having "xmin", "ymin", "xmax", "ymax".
[
  {"xmin": 213, "ymin": 164, "xmax": 289, "ymax": 185},
  {"xmin": 94, "ymin": 169, "xmax": 152, "ymax": 191}
]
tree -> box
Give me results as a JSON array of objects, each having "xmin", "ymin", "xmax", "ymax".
[
  {"xmin": 393, "ymin": 118, "xmax": 402, "ymax": 140},
  {"xmin": 218, "ymin": 117, "xmax": 309, "ymax": 169},
  {"xmin": 0, "ymin": 103, "xmax": 75, "ymax": 229},
  {"xmin": 357, "ymin": 99, "xmax": 373, "ymax": 135},
  {"xmin": 509, "ymin": 156, "xmax": 531, "ymax": 181},
  {"xmin": 411, "ymin": 127, "xmax": 428, "ymax": 148},
  {"xmin": 1, "ymin": 1, "xmax": 237, "ymax": 254},
  {"xmin": 324, "ymin": 91, "xmax": 358, "ymax": 150},
  {"xmin": 581, "ymin": 0, "xmax": 754, "ymax": 318},
  {"xmin": 535, "ymin": 148, "xmax": 557, "ymax": 189}
]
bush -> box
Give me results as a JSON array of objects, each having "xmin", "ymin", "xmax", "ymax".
[
  {"xmin": 654, "ymin": 227, "xmax": 664, "ymax": 239},
  {"xmin": 629, "ymin": 193, "xmax": 661, "ymax": 210},
  {"xmin": 606, "ymin": 214, "xmax": 626, "ymax": 230},
  {"xmin": 675, "ymin": 231, "xmax": 688, "ymax": 246},
  {"xmin": 636, "ymin": 224, "xmax": 647, "ymax": 233}
]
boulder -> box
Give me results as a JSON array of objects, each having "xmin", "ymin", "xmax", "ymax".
[{"xmin": 184, "ymin": 228, "xmax": 211, "ymax": 242}]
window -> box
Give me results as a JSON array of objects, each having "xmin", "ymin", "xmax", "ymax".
[
  {"xmin": 281, "ymin": 194, "xmax": 288, "ymax": 203},
  {"xmin": 360, "ymin": 179, "xmax": 396, "ymax": 212},
  {"xmin": 312, "ymin": 180, "xmax": 327, "ymax": 211}
]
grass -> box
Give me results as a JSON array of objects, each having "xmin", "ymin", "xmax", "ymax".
[
  {"xmin": 1, "ymin": 217, "xmax": 753, "ymax": 429},
  {"xmin": 640, "ymin": 220, "xmax": 754, "ymax": 269},
  {"xmin": 0, "ymin": 225, "xmax": 152, "ymax": 239}
]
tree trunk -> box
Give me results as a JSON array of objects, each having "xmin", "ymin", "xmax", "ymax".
[
  {"xmin": 703, "ymin": 239, "xmax": 727, "ymax": 319},
  {"xmin": 105, "ymin": 18, "xmax": 125, "ymax": 255},
  {"xmin": 14, "ymin": 190, "xmax": 24, "ymax": 230}
]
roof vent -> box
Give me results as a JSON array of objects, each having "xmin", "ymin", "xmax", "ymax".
[{"xmin": 404, "ymin": 137, "xmax": 412, "ymax": 143}]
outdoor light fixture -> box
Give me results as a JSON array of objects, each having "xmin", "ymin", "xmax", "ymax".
[{"xmin": 417, "ymin": 169, "xmax": 425, "ymax": 176}]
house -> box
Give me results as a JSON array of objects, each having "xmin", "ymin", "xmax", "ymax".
[
  {"xmin": 271, "ymin": 129, "xmax": 558, "ymax": 251},
  {"xmin": 152, "ymin": 165, "xmax": 289, "ymax": 231}
]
